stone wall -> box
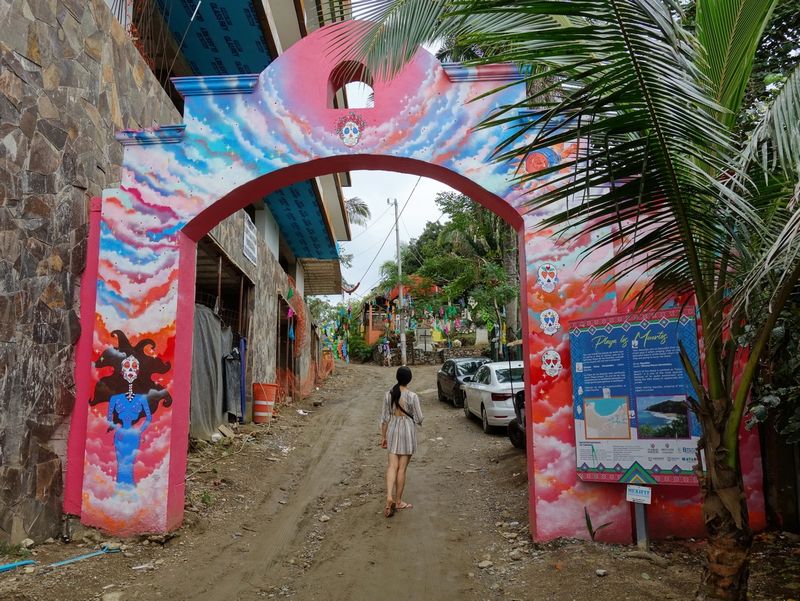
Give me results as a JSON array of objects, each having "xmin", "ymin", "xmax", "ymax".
[
  {"xmin": 440, "ymin": 346, "xmax": 491, "ymax": 361},
  {"xmin": 0, "ymin": 0, "xmax": 180, "ymax": 542}
]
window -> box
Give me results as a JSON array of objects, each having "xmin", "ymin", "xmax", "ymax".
[
  {"xmin": 476, "ymin": 367, "xmax": 490, "ymax": 385},
  {"xmin": 496, "ymin": 368, "xmax": 525, "ymax": 384},
  {"xmin": 457, "ymin": 360, "xmax": 485, "ymax": 376}
]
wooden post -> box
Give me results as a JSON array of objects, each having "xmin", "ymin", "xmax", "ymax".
[{"xmin": 215, "ymin": 255, "xmax": 222, "ymax": 314}]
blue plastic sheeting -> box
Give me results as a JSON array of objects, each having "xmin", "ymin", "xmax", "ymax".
[
  {"xmin": 264, "ymin": 182, "xmax": 339, "ymax": 260},
  {"xmin": 154, "ymin": 2, "xmax": 337, "ymax": 260},
  {"xmin": 155, "ymin": 0, "xmax": 272, "ymax": 75}
]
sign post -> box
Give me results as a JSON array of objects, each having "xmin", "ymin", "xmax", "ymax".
[{"xmin": 626, "ymin": 484, "xmax": 652, "ymax": 551}]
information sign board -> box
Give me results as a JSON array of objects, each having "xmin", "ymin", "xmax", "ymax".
[{"xmin": 570, "ymin": 308, "xmax": 701, "ymax": 485}]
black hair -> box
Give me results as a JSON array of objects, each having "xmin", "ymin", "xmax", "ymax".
[
  {"xmin": 91, "ymin": 330, "xmax": 173, "ymax": 425},
  {"xmin": 390, "ymin": 366, "xmax": 413, "ymax": 410}
]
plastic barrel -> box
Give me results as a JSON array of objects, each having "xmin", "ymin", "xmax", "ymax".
[{"xmin": 252, "ymin": 383, "xmax": 278, "ymax": 423}]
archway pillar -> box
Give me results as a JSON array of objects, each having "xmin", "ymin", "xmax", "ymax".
[{"xmin": 521, "ymin": 213, "xmax": 633, "ymax": 541}]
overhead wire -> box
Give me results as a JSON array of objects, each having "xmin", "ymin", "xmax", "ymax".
[
  {"xmin": 343, "ymin": 176, "xmax": 423, "ymax": 295},
  {"xmin": 349, "ymin": 202, "xmax": 393, "ymax": 242}
]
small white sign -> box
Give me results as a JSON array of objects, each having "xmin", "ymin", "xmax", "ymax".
[
  {"xmin": 626, "ymin": 484, "xmax": 652, "ymax": 505},
  {"xmin": 243, "ymin": 212, "xmax": 258, "ymax": 266}
]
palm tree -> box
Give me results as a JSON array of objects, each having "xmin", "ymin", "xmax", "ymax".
[
  {"xmin": 345, "ymin": 196, "xmax": 371, "ymax": 227},
  {"xmin": 327, "ymin": 1, "xmax": 800, "ymax": 599}
]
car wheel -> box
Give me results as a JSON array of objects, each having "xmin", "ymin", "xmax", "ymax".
[
  {"xmin": 452, "ymin": 388, "xmax": 464, "ymax": 408},
  {"xmin": 437, "ymin": 383, "xmax": 445, "ymax": 402},
  {"xmin": 481, "ymin": 405, "xmax": 492, "ymax": 434},
  {"xmin": 508, "ymin": 420, "xmax": 526, "ymax": 450},
  {"xmin": 463, "ymin": 395, "xmax": 472, "ymax": 419}
]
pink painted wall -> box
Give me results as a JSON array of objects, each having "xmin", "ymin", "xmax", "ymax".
[{"xmin": 64, "ymin": 22, "xmax": 763, "ymax": 540}]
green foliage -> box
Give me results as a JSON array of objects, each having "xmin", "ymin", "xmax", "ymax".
[
  {"xmin": 639, "ymin": 416, "xmax": 690, "ymax": 439},
  {"xmin": 743, "ymin": 0, "xmax": 800, "ymax": 114},
  {"xmin": 583, "ymin": 507, "xmax": 613, "ymax": 542},
  {"xmin": 347, "ymin": 327, "xmax": 375, "ymax": 362},
  {"xmin": 0, "ymin": 542, "xmax": 31, "ymax": 559},
  {"xmin": 307, "ymin": 297, "xmax": 337, "ymax": 325},
  {"xmin": 747, "ymin": 300, "xmax": 800, "ymax": 443},
  {"xmin": 386, "ymin": 191, "xmax": 519, "ymax": 326}
]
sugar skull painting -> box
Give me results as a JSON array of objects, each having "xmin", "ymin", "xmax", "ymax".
[
  {"xmin": 537, "ymin": 263, "xmax": 559, "ymax": 293},
  {"xmin": 539, "ymin": 308, "xmax": 561, "ymax": 335},
  {"xmin": 90, "ymin": 331, "xmax": 172, "ymax": 488},
  {"xmin": 336, "ymin": 112, "xmax": 366, "ymax": 147},
  {"xmin": 541, "ymin": 348, "xmax": 563, "ymax": 377}
]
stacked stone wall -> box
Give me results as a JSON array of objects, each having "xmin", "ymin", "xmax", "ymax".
[{"xmin": 0, "ymin": 0, "xmax": 179, "ymax": 542}]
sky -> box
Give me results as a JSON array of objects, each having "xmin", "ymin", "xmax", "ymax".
[{"xmin": 330, "ymin": 171, "xmax": 454, "ymax": 303}]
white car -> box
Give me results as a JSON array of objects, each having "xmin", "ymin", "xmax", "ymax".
[{"xmin": 462, "ymin": 361, "xmax": 525, "ymax": 433}]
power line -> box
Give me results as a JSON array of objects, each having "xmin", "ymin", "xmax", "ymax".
[
  {"xmin": 345, "ymin": 176, "xmax": 422, "ymax": 294},
  {"xmin": 349, "ymin": 202, "xmax": 393, "ymax": 241}
]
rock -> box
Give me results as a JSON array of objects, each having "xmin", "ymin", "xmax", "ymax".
[
  {"xmin": 782, "ymin": 531, "xmax": 800, "ymax": 544},
  {"xmin": 596, "ymin": 569, "xmax": 608, "ymax": 577},
  {"xmin": 105, "ymin": 541, "xmax": 122, "ymax": 550},
  {"xmin": 23, "ymin": 566, "xmax": 35, "ymax": 574},
  {"xmin": 44, "ymin": 537, "xmax": 55, "ymax": 544},
  {"xmin": 509, "ymin": 550, "xmax": 522, "ymax": 561},
  {"xmin": 102, "ymin": 593, "xmax": 124, "ymax": 601},
  {"xmin": 146, "ymin": 533, "xmax": 176, "ymax": 545},
  {"xmin": 319, "ymin": 515, "xmax": 330, "ymax": 523},
  {"xmin": 642, "ymin": 572, "xmax": 651, "ymax": 580},
  {"xmin": 477, "ymin": 560, "xmax": 493, "ymax": 569},
  {"xmin": 20, "ymin": 538, "xmax": 35, "ymax": 549}
]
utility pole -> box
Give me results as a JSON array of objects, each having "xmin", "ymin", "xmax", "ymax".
[{"xmin": 389, "ymin": 198, "xmax": 407, "ymax": 365}]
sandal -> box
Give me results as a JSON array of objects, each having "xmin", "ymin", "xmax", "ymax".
[
  {"xmin": 397, "ymin": 502, "xmax": 413, "ymax": 510},
  {"xmin": 384, "ymin": 501, "xmax": 396, "ymax": 518}
]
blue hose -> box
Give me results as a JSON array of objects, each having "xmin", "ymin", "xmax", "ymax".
[{"xmin": 0, "ymin": 559, "xmax": 36, "ymax": 573}]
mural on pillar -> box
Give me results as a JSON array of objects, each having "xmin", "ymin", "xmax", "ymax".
[{"xmin": 68, "ymin": 23, "xmax": 763, "ymax": 538}]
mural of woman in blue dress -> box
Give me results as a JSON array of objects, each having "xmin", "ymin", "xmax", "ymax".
[
  {"xmin": 108, "ymin": 355, "xmax": 151, "ymax": 486},
  {"xmin": 91, "ymin": 331, "xmax": 172, "ymax": 488}
]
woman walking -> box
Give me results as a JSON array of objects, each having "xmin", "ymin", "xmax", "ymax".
[{"xmin": 380, "ymin": 366, "xmax": 423, "ymax": 517}]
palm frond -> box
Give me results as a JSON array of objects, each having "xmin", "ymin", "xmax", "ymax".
[
  {"xmin": 451, "ymin": 0, "xmax": 755, "ymax": 314},
  {"xmin": 732, "ymin": 66, "xmax": 800, "ymax": 309},
  {"xmin": 345, "ymin": 196, "xmax": 372, "ymax": 227},
  {"xmin": 739, "ymin": 64, "xmax": 800, "ymax": 183},
  {"xmin": 695, "ymin": 0, "xmax": 779, "ymax": 126},
  {"xmin": 323, "ymin": 0, "xmax": 571, "ymax": 81}
]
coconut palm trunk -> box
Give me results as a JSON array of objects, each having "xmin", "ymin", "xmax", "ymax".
[{"xmin": 697, "ymin": 420, "xmax": 753, "ymax": 600}]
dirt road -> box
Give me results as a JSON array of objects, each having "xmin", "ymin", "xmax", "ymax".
[{"xmin": 2, "ymin": 363, "xmax": 796, "ymax": 600}]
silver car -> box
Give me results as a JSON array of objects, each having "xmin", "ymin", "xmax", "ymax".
[{"xmin": 462, "ymin": 361, "xmax": 525, "ymax": 433}]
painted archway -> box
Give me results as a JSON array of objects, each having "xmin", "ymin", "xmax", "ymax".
[{"xmin": 63, "ymin": 22, "xmax": 751, "ymax": 541}]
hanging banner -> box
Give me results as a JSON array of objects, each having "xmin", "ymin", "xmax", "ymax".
[
  {"xmin": 569, "ymin": 308, "xmax": 701, "ymax": 486},
  {"xmin": 243, "ymin": 212, "xmax": 258, "ymax": 266}
]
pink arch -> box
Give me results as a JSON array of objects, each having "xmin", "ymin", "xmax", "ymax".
[{"xmin": 64, "ymin": 21, "xmax": 759, "ymax": 541}]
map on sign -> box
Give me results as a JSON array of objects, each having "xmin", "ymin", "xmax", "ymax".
[
  {"xmin": 584, "ymin": 397, "xmax": 630, "ymax": 439},
  {"xmin": 569, "ymin": 308, "xmax": 701, "ymax": 486}
]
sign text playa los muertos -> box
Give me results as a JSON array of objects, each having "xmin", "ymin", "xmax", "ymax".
[{"xmin": 569, "ymin": 309, "xmax": 702, "ymax": 485}]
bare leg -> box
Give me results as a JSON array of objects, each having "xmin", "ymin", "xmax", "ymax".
[
  {"xmin": 386, "ymin": 453, "xmax": 399, "ymax": 509},
  {"xmin": 395, "ymin": 454, "xmax": 411, "ymax": 508}
]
